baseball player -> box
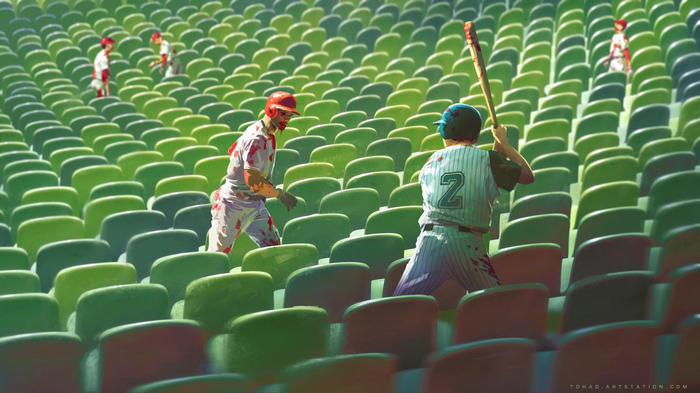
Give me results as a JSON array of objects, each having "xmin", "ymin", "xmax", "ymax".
[
  {"xmin": 148, "ymin": 32, "xmax": 182, "ymax": 77},
  {"xmin": 603, "ymin": 19, "xmax": 632, "ymax": 74},
  {"xmin": 91, "ymin": 36, "xmax": 115, "ymax": 97},
  {"xmin": 394, "ymin": 104, "xmax": 535, "ymax": 296},
  {"xmin": 208, "ymin": 91, "xmax": 300, "ymax": 253}
]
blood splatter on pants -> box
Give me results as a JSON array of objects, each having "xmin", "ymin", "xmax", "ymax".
[
  {"xmin": 394, "ymin": 225, "xmax": 501, "ymax": 296},
  {"xmin": 207, "ymin": 189, "xmax": 280, "ymax": 253}
]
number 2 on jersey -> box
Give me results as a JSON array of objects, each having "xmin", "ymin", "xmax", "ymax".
[{"xmin": 438, "ymin": 172, "xmax": 464, "ymax": 209}]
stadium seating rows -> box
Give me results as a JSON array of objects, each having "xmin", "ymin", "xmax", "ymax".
[{"xmin": 0, "ymin": 0, "xmax": 699, "ymax": 391}]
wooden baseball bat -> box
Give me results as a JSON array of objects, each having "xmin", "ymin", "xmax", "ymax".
[{"xmin": 464, "ymin": 21, "xmax": 499, "ymax": 129}]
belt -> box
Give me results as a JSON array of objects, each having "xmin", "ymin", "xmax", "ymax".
[{"xmin": 422, "ymin": 224, "xmax": 487, "ymax": 234}]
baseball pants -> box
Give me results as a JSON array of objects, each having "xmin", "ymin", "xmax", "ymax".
[
  {"xmin": 393, "ymin": 225, "xmax": 501, "ymax": 296},
  {"xmin": 608, "ymin": 56, "xmax": 627, "ymax": 72},
  {"xmin": 207, "ymin": 189, "xmax": 280, "ymax": 253},
  {"xmin": 165, "ymin": 61, "xmax": 182, "ymax": 78}
]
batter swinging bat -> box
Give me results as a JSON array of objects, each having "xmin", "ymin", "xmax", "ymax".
[{"xmin": 463, "ymin": 21, "xmax": 499, "ymax": 129}]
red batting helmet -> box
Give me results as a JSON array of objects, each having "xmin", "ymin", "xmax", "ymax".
[
  {"xmin": 151, "ymin": 32, "xmax": 162, "ymax": 42},
  {"xmin": 265, "ymin": 91, "xmax": 300, "ymax": 118},
  {"xmin": 614, "ymin": 19, "xmax": 627, "ymax": 30},
  {"xmin": 101, "ymin": 36, "xmax": 115, "ymax": 48}
]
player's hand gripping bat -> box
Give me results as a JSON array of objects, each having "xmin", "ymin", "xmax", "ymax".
[{"xmin": 463, "ymin": 21, "xmax": 498, "ymax": 129}]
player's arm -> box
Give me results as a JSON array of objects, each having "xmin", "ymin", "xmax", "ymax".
[
  {"xmin": 492, "ymin": 125, "xmax": 534, "ymax": 185},
  {"xmin": 244, "ymin": 168, "xmax": 279, "ymax": 198},
  {"xmin": 149, "ymin": 54, "xmax": 168, "ymax": 67}
]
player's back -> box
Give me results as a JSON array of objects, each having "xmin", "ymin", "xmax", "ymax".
[{"xmin": 419, "ymin": 145, "xmax": 501, "ymax": 230}]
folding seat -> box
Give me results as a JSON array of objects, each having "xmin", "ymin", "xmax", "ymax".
[
  {"xmin": 573, "ymin": 132, "xmax": 619, "ymax": 164},
  {"xmin": 8, "ymin": 201, "xmax": 72, "ymax": 241},
  {"xmin": 647, "ymin": 171, "xmax": 700, "ymax": 218},
  {"xmin": 278, "ymin": 353, "xmax": 395, "ymax": 393},
  {"xmin": 345, "ymin": 171, "xmax": 401, "ymax": 207},
  {"xmin": 0, "ymin": 247, "xmax": 29, "ymax": 271},
  {"xmin": 85, "ymin": 320, "xmax": 207, "ymax": 393},
  {"xmin": 329, "ymin": 232, "xmax": 405, "ymax": 278},
  {"xmin": 0, "ymin": 293, "xmax": 60, "ymax": 338},
  {"xmin": 5, "ymin": 170, "xmax": 59, "ymax": 209},
  {"xmin": 499, "ymin": 213, "xmax": 570, "ymax": 257},
  {"xmin": 16, "ymin": 214, "xmax": 85, "ymax": 264},
  {"xmin": 213, "ymin": 306, "xmax": 328, "ymax": 386},
  {"xmin": 409, "ymin": 338, "xmax": 535, "ymax": 393},
  {"xmin": 282, "ymin": 214, "xmax": 350, "ymax": 259},
  {"xmin": 0, "ymin": 332, "xmax": 84, "ymax": 393},
  {"xmin": 571, "ymin": 234, "xmax": 654, "ymax": 285},
  {"xmin": 72, "ymin": 283, "xmax": 169, "ymax": 345},
  {"xmin": 639, "ymin": 151, "xmax": 695, "ymax": 196},
  {"xmin": 0, "ymin": 270, "xmax": 40, "ymax": 296},
  {"xmin": 560, "ymin": 271, "xmax": 655, "ymax": 333},
  {"xmin": 285, "ymin": 177, "xmax": 340, "ymax": 214},
  {"xmin": 365, "ymin": 206, "xmax": 422, "ymax": 249},
  {"xmin": 125, "ymin": 229, "xmax": 200, "ymax": 280},
  {"xmin": 342, "ymin": 296, "xmax": 437, "ymax": 370},
  {"xmin": 651, "ymin": 199, "xmax": 700, "ymax": 247},
  {"xmin": 308, "ymin": 143, "xmax": 357, "ymax": 179}
]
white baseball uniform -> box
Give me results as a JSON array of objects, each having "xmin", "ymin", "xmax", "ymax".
[
  {"xmin": 608, "ymin": 32, "xmax": 630, "ymax": 72},
  {"xmin": 91, "ymin": 50, "xmax": 110, "ymax": 96},
  {"xmin": 159, "ymin": 40, "xmax": 182, "ymax": 77},
  {"xmin": 208, "ymin": 120, "xmax": 280, "ymax": 253},
  {"xmin": 393, "ymin": 145, "xmax": 521, "ymax": 295}
]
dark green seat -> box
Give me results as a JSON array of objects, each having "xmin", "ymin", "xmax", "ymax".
[
  {"xmin": 0, "ymin": 247, "xmax": 30, "ymax": 270},
  {"xmin": 287, "ymin": 177, "xmax": 341, "ymax": 214},
  {"xmin": 330, "ymin": 233, "xmax": 405, "ymax": 279},
  {"xmin": 283, "ymin": 214, "xmax": 350, "ymax": 259},
  {"xmin": 560, "ymin": 272, "xmax": 655, "ymax": 332},
  {"xmin": 513, "ymin": 167, "xmax": 570, "ymax": 202},
  {"xmin": 0, "ymin": 271, "xmax": 40, "ymax": 295},
  {"xmin": 0, "ymin": 294, "xmax": 60, "ymax": 338},
  {"xmin": 8, "ymin": 202, "xmax": 73, "ymax": 243},
  {"xmin": 151, "ymin": 191, "xmax": 210, "ymax": 227},
  {"xmin": 35, "ymin": 239, "xmax": 113, "ymax": 293},
  {"xmin": 125, "ymin": 229, "xmax": 200, "ymax": 279},
  {"xmin": 242, "ymin": 244, "xmax": 318, "ymax": 290},
  {"xmin": 647, "ymin": 171, "xmax": 700, "ymax": 218},
  {"xmin": 72, "ymin": 284, "xmax": 169, "ymax": 345},
  {"xmin": 570, "ymin": 234, "xmax": 654, "ymax": 284},
  {"xmin": 574, "ymin": 207, "xmax": 646, "ymax": 253},
  {"xmin": 500, "ymin": 213, "xmax": 570, "ymax": 257},
  {"xmin": 318, "ymin": 188, "xmax": 380, "ymax": 231},
  {"xmin": 345, "ymin": 171, "xmax": 401, "ymax": 206},
  {"xmin": 99, "ymin": 210, "xmax": 168, "ymax": 259}
]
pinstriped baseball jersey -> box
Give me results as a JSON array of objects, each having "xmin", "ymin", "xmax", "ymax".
[
  {"xmin": 393, "ymin": 144, "xmax": 521, "ymax": 296},
  {"xmin": 418, "ymin": 145, "xmax": 520, "ymax": 230}
]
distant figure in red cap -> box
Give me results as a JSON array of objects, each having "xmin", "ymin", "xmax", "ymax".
[
  {"xmin": 207, "ymin": 91, "xmax": 301, "ymax": 254},
  {"xmin": 604, "ymin": 19, "xmax": 632, "ymax": 75},
  {"xmin": 91, "ymin": 36, "xmax": 115, "ymax": 97},
  {"xmin": 148, "ymin": 32, "xmax": 182, "ymax": 78}
]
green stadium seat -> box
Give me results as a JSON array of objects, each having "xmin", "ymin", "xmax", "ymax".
[
  {"xmin": 286, "ymin": 177, "xmax": 340, "ymax": 214},
  {"xmin": 0, "ymin": 247, "xmax": 30, "ymax": 271},
  {"xmin": 346, "ymin": 171, "xmax": 401, "ymax": 206},
  {"xmin": 86, "ymin": 320, "xmax": 207, "ymax": 393},
  {"xmin": 5, "ymin": 170, "xmax": 59, "ymax": 209},
  {"xmin": 8, "ymin": 202, "xmax": 73, "ymax": 243},
  {"xmin": 215, "ymin": 307, "xmax": 328, "ymax": 384},
  {"xmin": 128, "ymin": 374, "xmax": 249, "ymax": 393},
  {"xmin": 0, "ymin": 332, "xmax": 84, "ymax": 393},
  {"xmin": 0, "ymin": 271, "xmax": 40, "ymax": 296},
  {"xmin": 0, "ymin": 293, "xmax": 60, "ymax": 338},
  {"xmin": 17, "ymin": 216, "xmax": 85, "ymax": 264},
  {"xmin": 126, "ymin": 229, "xmax": 200, "ymax": 279},
  {"xmin": 342, "ymin": 295, "xmax": 437, "ymax": 370},
  {"xmin": 365, "ymin": 206, "xmax": 422, "ymax": 249},
  {"xmin": 279, "ymin": 353, "xmax": 395, "ymax": 393},
  {"xmin": 330, "ymin": 233, "xmax": 405, "ymax": 280},
  {"xmin": 570, "ymin": 234, "xmax": 654, "ymax": 285},
  {"xmin": 560, "ymin": 272, "xmax": 655, "ymax": 332}
]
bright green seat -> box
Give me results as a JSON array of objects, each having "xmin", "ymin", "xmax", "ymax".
[
  {"xmin": 149, "ymin": 252, "xmax": 228, "ymax": 307},
  {"xmin": 0, "ymin": 294, "xmax": 60, "ymax": 338},
  {"xmin": 318, "ymin": 187, "xmax": 381, "ymax": 231},
  {"xmin": 20, "ymin": 187, "xmax": 80, "ymax": 216},
  {"xmin": 638, "ymin": 138, "xmax": 690, "ymax": 168},
  {"xmin": 240, "ymin": 243, "xmax": 318, "ymax": 290},
  {"xmin": 343, "ymin": 156, "xmax": 395, "ymax": 187},
  {"xmin": 574, "ymin": 132, "xmax": 619, "ymax": 164},
  {"xmin": 8, "ymin": 201, "xmax": 72, "ymax": 242},
  {"xmin": 72, "ymin": 284, "xmax": 169, "ymax": 345},
  {"xmin": 283, "ymin": 214, "xmax": 350, "ymax": 259},
  {"xmin": 154, "ymin": 137, "xmax": 198, "ymax": 160},
  {"xmin": 83, "ymin": 195, "xmax": 146, "ymax": 237},
  {"xmin": 0, "ymin": 271, "xmax": 40, "ymax": 296},
  {"xmin": 366, "ymin": 138, "xmax": 412, "ymax": 171},
  {"xmin": 172, "ymin": 145, "xmax": 219, "ymax": 174},
  {"xmin": 53, "ymin": 263, "xmax": 137, "ymax": 328},
  {"xmin": 283, "ymin": 163, "xmax": 335, "ymax": 190},
  {"xmin": 513, "ymin": 167, "xmax": 571, "ymax": 202},
  {"xmin": 346, "ymin": 172, "xmax": 401, "ymax": 206},
  {"xmin": 581, "ymin": 156, "xmax": 638, "ymax": 192},
  {"xmin": 388, "ymin": 182, "xmax": 422, "ymax": 208},
  {"xmin": 17, "ymin": 216, "xmax": 84, "ymax": 263},
  {"xmin": 387, "ymin": 126, "xmax": 430, "ymax": 153},
  {"xmin": 309, "ymin": 144, "xmax": 358, "ymax": 178},
  {"xmin": 403, "ymin": 151, "xmax": 436, "ymax": 184},
  {"xmin": 71, "ymin": 165, "xmax": 124, "ymax": 207},
  {"xmin": 287, "ymin": 177, "xmax": 341, "ymax": 214},
  {"xmin": 329, "ymin": 233, "xmax": 405, "ymax": 280},
  {"xmin": 153, "ymin": 174, "xmax": 209, "ymax": 197},
  {"xmin": 575, "ymin": 181, "xmax": 640, "ymax": 227}
]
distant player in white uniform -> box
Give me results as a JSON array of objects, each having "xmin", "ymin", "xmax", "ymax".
[
  {"xmin": 604, "ymin": 19, "xmax": 632, "ymax": 74},
  {"xmin": 394, "ymin": 104, "xmax": 535, "ymax": 296},
  {"xmin": 148, "ymin": 32, "xmax": 182, "ymax": 78},
  {"xmin": 91, "ymin": 36, "xmax": 115, "ymax": 97},
  {"xmin": 208, "ymin": 91, "xmax": 300, "ymax": 253}
]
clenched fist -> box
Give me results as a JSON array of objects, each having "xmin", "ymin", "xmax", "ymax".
[{"xmin": 276, "ymin": 188, "xmax": 298, "ymax": 211}]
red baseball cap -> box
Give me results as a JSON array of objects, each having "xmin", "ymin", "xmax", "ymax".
[
  {"xmin": 151, "ymin": 32, "xmax": 162, "ymax": 42},
  {"xmin": 266, "ymin": 91, "xmax": 300, "ymax": 116},
  {"xmin": 101, "ymin": 36, "xmax": 115, "ymax": 48},
  {"xmin": 615, "ymin": 19, "xmax": 627, "ymax": 30}
]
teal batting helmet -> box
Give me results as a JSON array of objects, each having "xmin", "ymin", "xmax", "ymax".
[{"xmin": 433, "ymin": 103, "xmax": 482, "ymax": 140}]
